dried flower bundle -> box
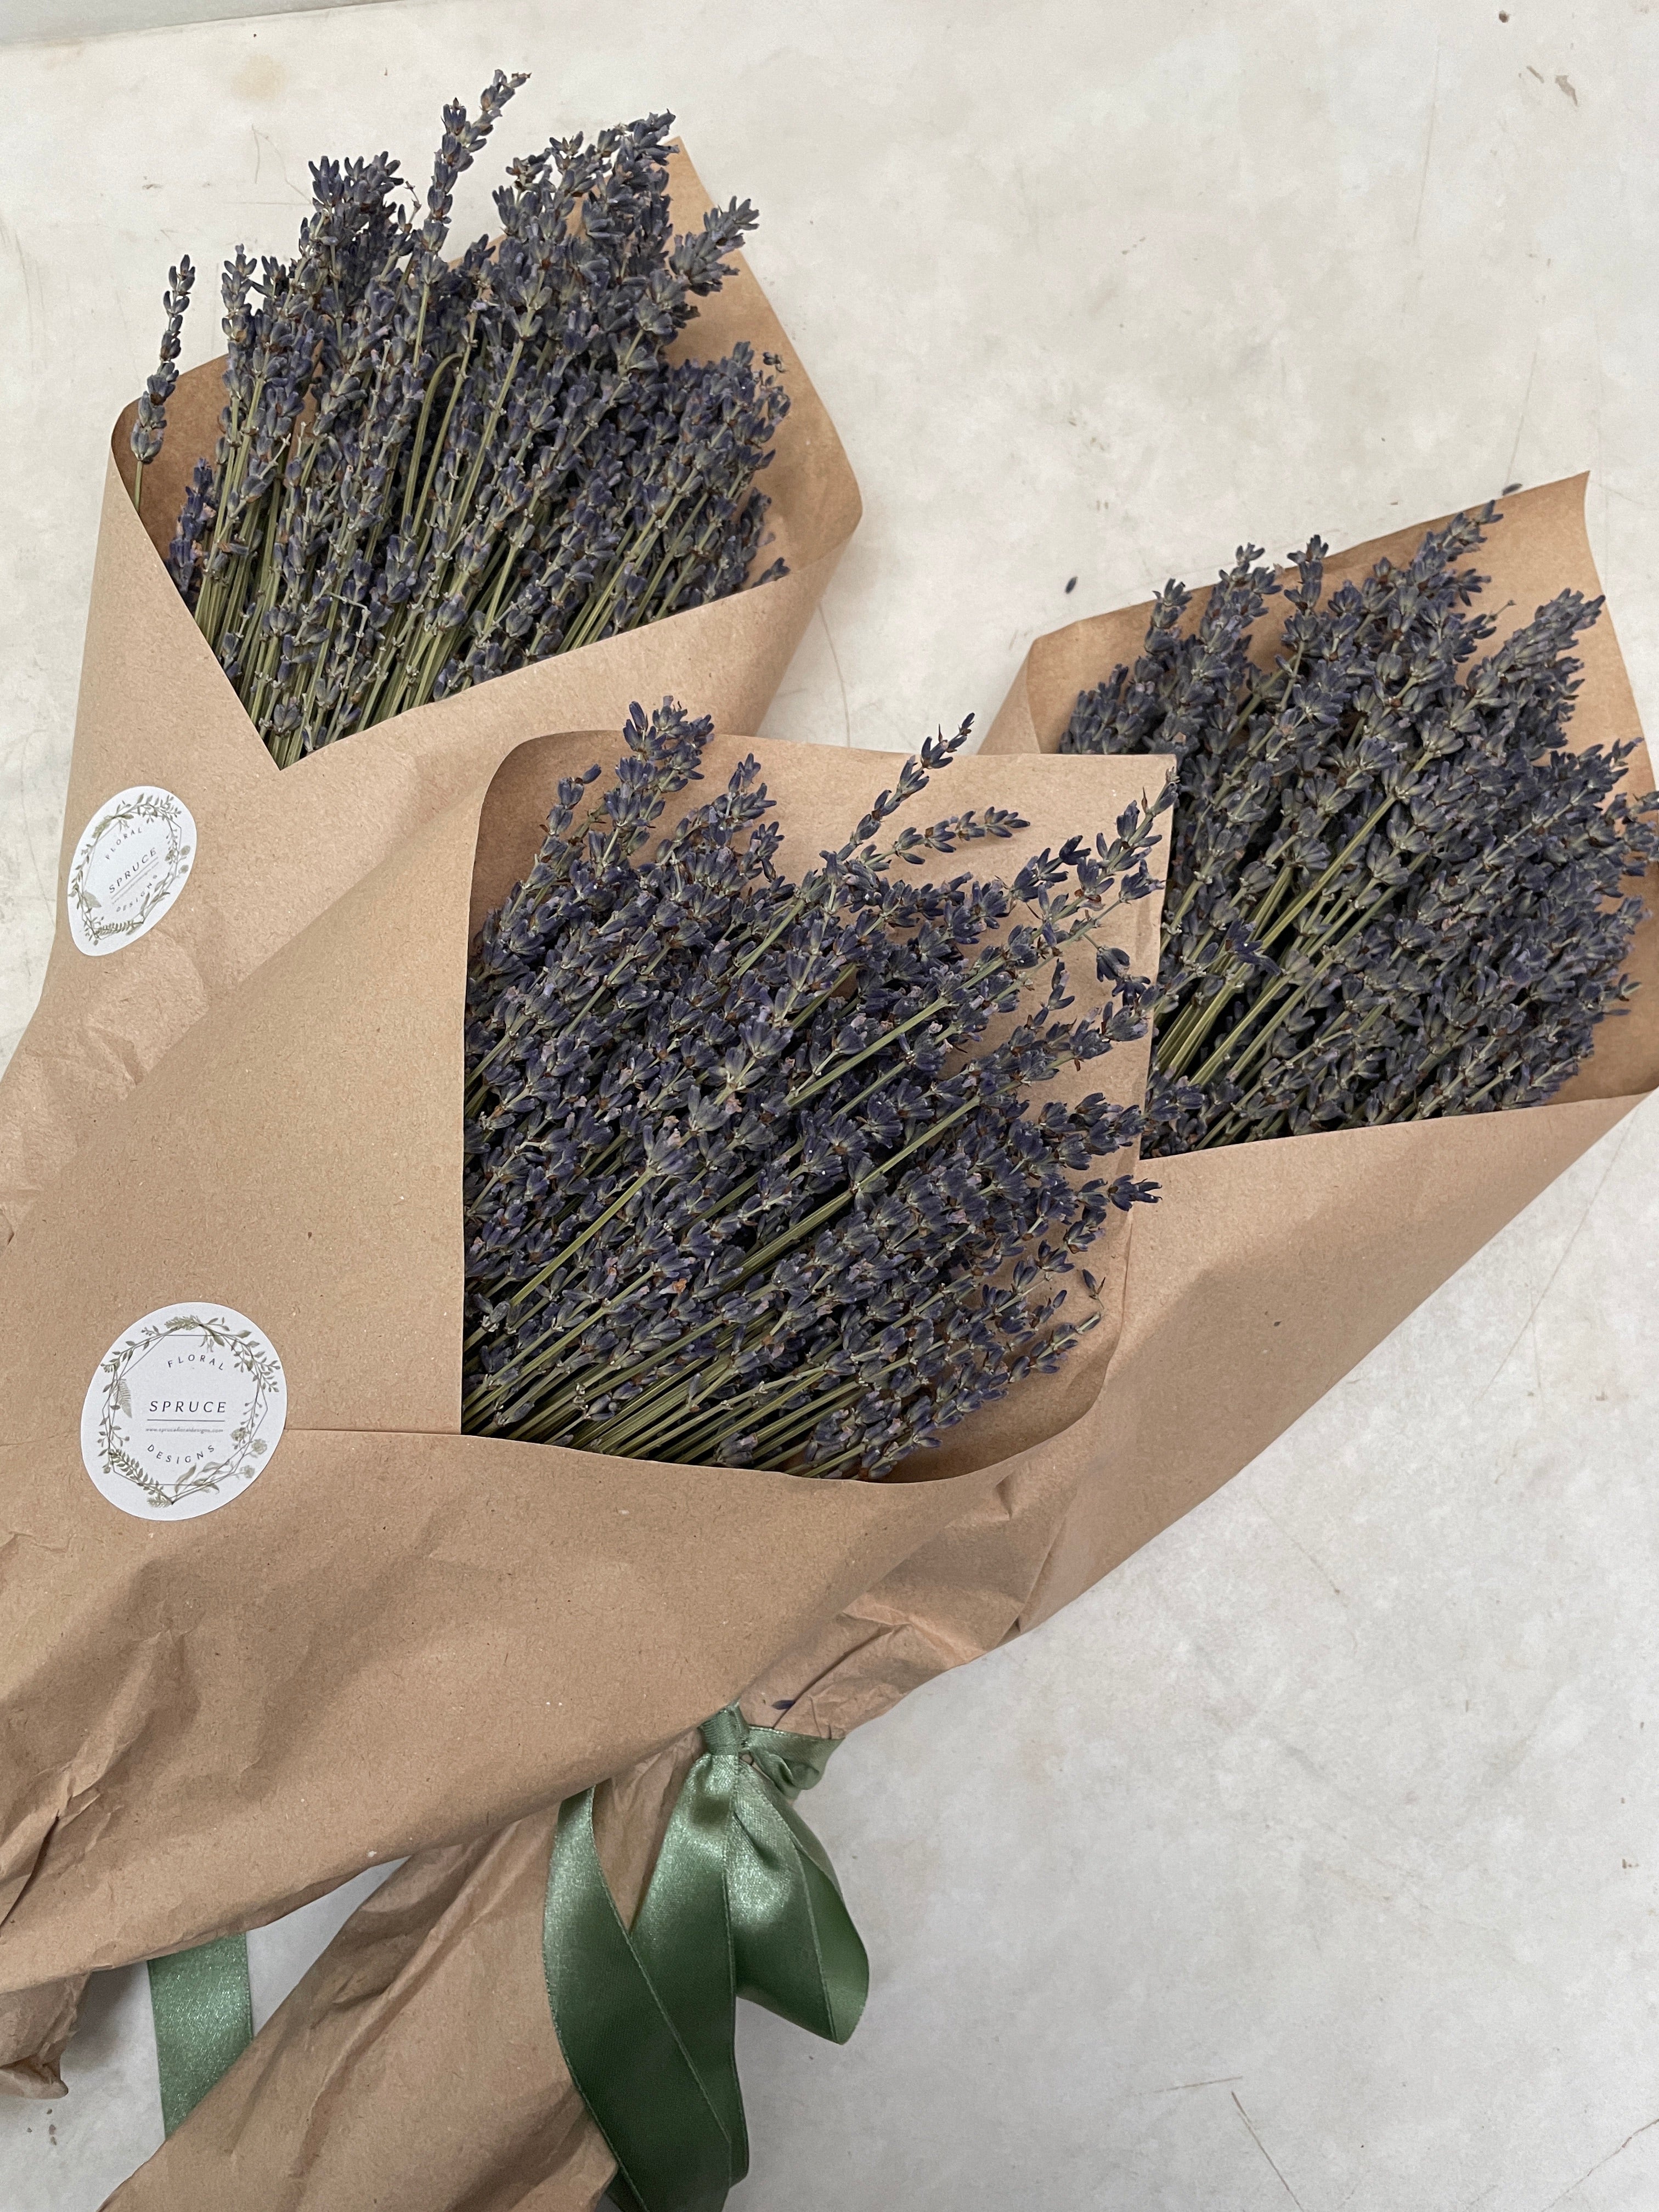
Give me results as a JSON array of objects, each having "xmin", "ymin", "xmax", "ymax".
[
  {"xmin": 1060, "ymin": 509, "xmax": 1659, "ymax": 1153},
  {"xmin": 462, "ymin": 703, "xmax": 1167, "ymax": 1478},
  {"xmin": 132, "ymin": 78, "xmax": 788, "ymax": 768}
]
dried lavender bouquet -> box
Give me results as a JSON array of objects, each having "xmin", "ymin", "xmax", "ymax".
[
  {"xmin": 1060, "ymin": 509, "xmax": 1659, "ymax": 1153},
  {"xmin": 131, "ymin": 77, "xmax": 788, "ymax": 768},
  {"xmin": 464, "ymin": 701, "xmax": 1166, "ymax": 1476}
]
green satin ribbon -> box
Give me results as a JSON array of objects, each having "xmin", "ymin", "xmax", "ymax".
[
  {"xmin": 147, "ymin": 1933, "xmax": 253, "ymax": 2136},
  {"xmin": 544, "ymin": 1703, "xmax": 868, "ymax": 2212}
]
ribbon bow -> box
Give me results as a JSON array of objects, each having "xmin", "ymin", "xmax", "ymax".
[{"xmin": 544, "ymin": 1701, "xmax": 869, "ymax": 2212}]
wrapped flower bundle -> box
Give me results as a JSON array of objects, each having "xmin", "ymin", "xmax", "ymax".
[
  {"xmin": 70, "ymin": 711, "xmax": 1169, "ymax": 2209},
  {"xmin": 0, "ymin": 711, "xmax": 1167, "ymax": 2031},
  {"xmin": 3, "ymin": 84, "xmax": 1652, "ymax": 2204},
  {"xmin": 0, "ymin": 77, "xmax": 860, "ymax": 1251},
  {"xmin": 0, "ymin": 79, "xmax": 857, "ymax": 2110},
  {"xmin": 982, "ymin": 473, "xmax": 1659, "ymax": 1604}
]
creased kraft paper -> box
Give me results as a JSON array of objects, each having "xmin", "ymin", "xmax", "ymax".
[
  {"xmin": 100, "ymin": 476, "xmax": 1659, "ymax": 2212},
  {"xmin": 104, "ymin": 1378, "xmax": 1210, "ymax": 2212},
  {"xmin": 0, "ymin": 735, "xmax": 1167, "ymax": 2002}
]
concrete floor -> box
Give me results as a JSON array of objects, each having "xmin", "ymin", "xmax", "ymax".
[
  {"xmin": 3, "ymin": 3, "xmax": 1659, "ymax": 2205},
  {"xmin": 0, "ymin": 0, "xmax": 382, "ymax": 46}
]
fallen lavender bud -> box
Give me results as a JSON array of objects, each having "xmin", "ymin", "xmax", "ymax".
[
  {"xmin": 462, "ymin": 702, "xmax": 1168, "ymax": 1479},
  {"xmin": 1062, "ymin": 510, "xmax": 1659, "ymax": 1152}
]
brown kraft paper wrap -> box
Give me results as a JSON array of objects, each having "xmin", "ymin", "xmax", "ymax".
[
  {"xmin": 0, "ymin": 145, "xmax": 857, "ymax": 2090},
  {"xmin": 983, "ymin": 472, "xmax": 1659, "ymax": 1621},
  {"xmin": 0, "ymin": 146, "xmax": 860, "ymax": 1254},
  {"xmin": 0, "ymin": 1977, "xmax": 80, "ymax": 2102},
  {"xmin": 98, "ymin": 479, "xmax": 1659, "ymax": 2212},
  {"xmin": 0, "ymin": 733, "xmax": 1169, "ymax": 2004}
]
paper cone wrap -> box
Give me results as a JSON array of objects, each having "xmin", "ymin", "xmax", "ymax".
[
  {"xmin": 0, "ymin": 148, "xmax": 861, "ymax": 1252},
  {"xmin": 0, "ymin": 732, "xmax": 1166, "ymax": 1999},
  {"xmin": 986, "ymin": 474, "xmax": 1659, "ymax": 1618}
]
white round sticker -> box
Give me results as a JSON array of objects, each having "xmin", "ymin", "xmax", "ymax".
[
  {"xmin": 80, "ymin": 1304, "xmax": 287, "ymax": 1522},
  {"xmin": 67, "ymin": 785, "xmax": 196, "ymax": 957}
]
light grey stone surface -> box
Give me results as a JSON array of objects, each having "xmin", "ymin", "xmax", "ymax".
[
  {"xmin": 0, "ymin": 1, "xmax": 388, "ymax": 48},
  {"xmin": 1, "ymin": 3, "xmax": 1656, "ymax": 2205}
]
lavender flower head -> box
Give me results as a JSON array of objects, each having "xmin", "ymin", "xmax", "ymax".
[
  {"xmin": 134, "ymin": 81, "xmax": 790, "ymax": 765},
  {"xmin": 462, "ymin": 702, "xmax": 1169, "ymax": 1479},
  {"xmin": 128, "ymin": 257, "xmax": 195, "ymax": 502},
  {"xmin": 1061, "ymin": 509, "xmax": 1659, "ymax": 1150}
]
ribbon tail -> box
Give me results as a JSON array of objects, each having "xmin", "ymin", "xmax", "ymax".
[
  {"xmin": 628, "ymin": 1754, "xmax": 749, "ymax": 2177},
  {"xmin": 147, "ymin": 1933, "xmax": 253, "ymax": 2136},
  {"xmin": 729, "ymin": 1781, "xmax": 869, "ymax": 2045},
  {"xmin": 544, "ymin": 1787, "xmax": 737, "ymax": 2212}
]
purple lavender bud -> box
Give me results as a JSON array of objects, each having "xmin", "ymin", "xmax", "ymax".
[{"xmin": 130, "ymin": 257, "xmax": 196, "ymax": 469}]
